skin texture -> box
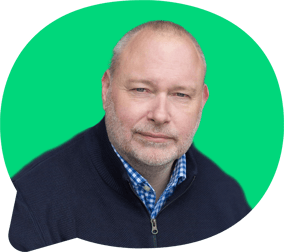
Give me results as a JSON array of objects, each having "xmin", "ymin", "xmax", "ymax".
[{"xmin": 102, "ymin": 28, "xmax": 209, "ymax": 200}]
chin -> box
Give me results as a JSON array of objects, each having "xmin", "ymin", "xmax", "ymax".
[{"xmin": 130, "ymin": 144, "xmax": 180, "ymax": 167}]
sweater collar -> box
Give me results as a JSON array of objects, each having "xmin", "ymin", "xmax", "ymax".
[
  {"xmin": 84, "ymin": 118, "xmax": 198, "ymax": 202},
  {"xmin": 111, "ymin": 143, "xmax": 187, "ymax": 188}
]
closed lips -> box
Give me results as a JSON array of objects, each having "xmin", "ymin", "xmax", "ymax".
[{"xmin": 138, "ymin": 132, "xmax": 172, "ymax": 139}]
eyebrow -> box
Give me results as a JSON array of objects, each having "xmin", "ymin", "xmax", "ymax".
[
  {"xmin": 127, "ymin": 79, "xmax": 154, "ymax": 86},
  {"xmin": 171, "ymin": 85, "xmax": 197, "ymax": 95},
  {"xmin": 127, "ymin": 79, "xmax": 197, "ymax": 94}
]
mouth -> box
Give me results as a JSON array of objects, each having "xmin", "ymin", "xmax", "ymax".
[{"xmin": 136, "ymin": 132, "xmax": 174, "ymax": 143}]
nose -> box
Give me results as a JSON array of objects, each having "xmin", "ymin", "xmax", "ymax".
[{"xmin": 147, "ymin": 95, "xmax": 170, "ymax": 125}]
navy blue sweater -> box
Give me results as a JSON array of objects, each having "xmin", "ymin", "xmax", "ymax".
[{"xmin": 9, "ymin": 118, "xmax": 251, "ymax": 251}]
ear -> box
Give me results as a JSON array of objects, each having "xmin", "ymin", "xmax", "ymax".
[
  {"xmin": 202, "ymin": 84, "xmax": 209, "ymax": 109},
  {"xmin": 101, "ymin": 70, "xmax": 111, "ymax": 110}
]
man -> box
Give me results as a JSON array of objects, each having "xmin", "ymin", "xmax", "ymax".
[{"xmin": 9, "ymin": 21, "xmax": 251, "ymax": 251}]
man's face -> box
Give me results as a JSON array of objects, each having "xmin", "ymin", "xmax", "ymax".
[{"xmin": 102, "ymin": 30, "xmax": 209, "ymax": 167}]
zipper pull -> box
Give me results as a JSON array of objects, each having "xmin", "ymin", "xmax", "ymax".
[{"xmin": 151, "ymin": 219, "xmax": 158, "ymax": 234}]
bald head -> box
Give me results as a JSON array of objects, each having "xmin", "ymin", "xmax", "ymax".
[{"xmin": 109, "ymin": 21, "xmax": 206, "ymax": 82}]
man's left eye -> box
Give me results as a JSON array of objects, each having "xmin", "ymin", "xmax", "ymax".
[
  {"xmin": 136, "ymin": 88, "xmax": 146, "ymax": 92},
  {"xmin": 176, "ymin": 93, "xmax": 187, "ymax": 97}
]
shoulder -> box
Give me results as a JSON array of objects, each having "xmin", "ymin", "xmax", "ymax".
[
  {"xmin": 11, "ymin": 127, "xmax": 93, "ymax": 194},
  {"xmin": 190, "ymin": 144, "xmax": 251, "ymax": 215},
  {"xmin": 11, "ymin": 128, "xmax": 89, "ymax": 184},
  {"xmin": 191, "ymin": 145, "xmax": 241, "ymax": 188},
  {"xmin": 8, "ymin": 129, "xmax": 95, "ymax": 250}
]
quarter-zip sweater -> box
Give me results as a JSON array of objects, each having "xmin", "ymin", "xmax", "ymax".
[{"xmin": 9, "ymin": 118, "xmax": 251, "ymax": 251}]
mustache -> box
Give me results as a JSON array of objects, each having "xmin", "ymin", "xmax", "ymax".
[{"xmin": 132, "ymin": 125, "xmax": 178, "ymax": 140}]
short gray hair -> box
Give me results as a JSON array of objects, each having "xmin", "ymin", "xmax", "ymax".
[{"xmin": 109, "ymin": 20, "xmax": 207, "ymax": 81}]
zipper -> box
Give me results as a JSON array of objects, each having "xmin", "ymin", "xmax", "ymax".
[
  {"xmin": 128, "ymin": 175, "xmax": 196, "ymax": 248},
  {"xmin": 151, "ymin": 218, "xmax": 158, "ymax": 234},
  {"xmin": 151, "ymin": 218, "xmax": 158, "ymax": 247},
  {"xmin": 128, "ymin": 183, "xmax": 158, "ymax": 247}
]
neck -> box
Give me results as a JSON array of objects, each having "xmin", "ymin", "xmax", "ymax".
[{"xmin": 126, "ymin": 157, "xmax": 175, "ymax": 202}]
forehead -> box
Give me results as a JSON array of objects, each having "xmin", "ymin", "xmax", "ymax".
[{"xmin": 116, "ymin": 29, "xmax": 205, "ymax": 88}]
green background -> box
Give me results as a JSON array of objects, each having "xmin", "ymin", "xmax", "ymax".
[
  {"xmin": 0, "ymin": 1, "xmax": 283, "ymax": 251},
  {"xmin": 1, "ymin": 1, "xmax": 283, "ymax": 208}
]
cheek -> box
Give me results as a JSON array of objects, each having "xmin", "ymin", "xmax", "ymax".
[
  {"xmin": 113, "ymin": 94, "xmax": 146, "ymax": 130},
  {"xmin": 173, "ymin": 107, "xmax": 201, "ymax": 134}
]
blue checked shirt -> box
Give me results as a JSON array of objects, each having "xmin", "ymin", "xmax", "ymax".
[{"xmin": 112, "ymin": 145, "xmax": 187, "ymax": 219}]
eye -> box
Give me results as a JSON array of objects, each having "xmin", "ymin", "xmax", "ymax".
[
  {"xmin": 136, "ymin": 88, "xmax": 146, "ymax": 92},
  {"xmin": 176, "ymin": 93, "xmax": 188, "ymax": 98}
]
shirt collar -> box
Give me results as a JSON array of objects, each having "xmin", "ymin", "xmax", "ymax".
[{"xmin": 111, "ymin": 144, "xmax": 187, "ymax": 188}]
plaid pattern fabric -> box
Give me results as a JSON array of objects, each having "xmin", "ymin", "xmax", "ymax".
[{"xmin": 112, "ymin": 145, "xmax": 187, "ymax": 219}]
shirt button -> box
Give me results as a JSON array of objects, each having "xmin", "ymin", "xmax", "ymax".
[{"xmin": 143, "ymin": 185, "xmax": 151, "ymax": 191}]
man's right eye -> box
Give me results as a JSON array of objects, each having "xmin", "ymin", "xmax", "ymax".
[{"xmin": 135, "ymin": 88, "xmax": 146, "ymax": 92}]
